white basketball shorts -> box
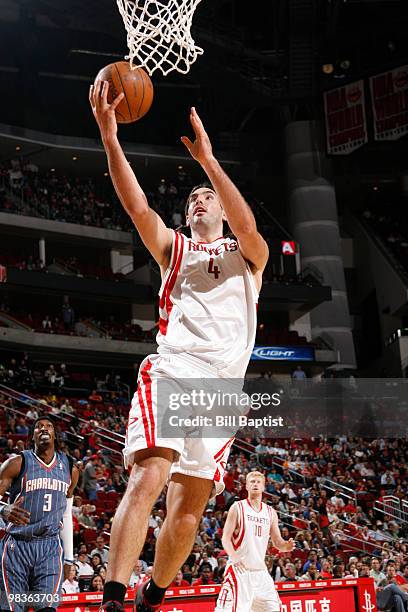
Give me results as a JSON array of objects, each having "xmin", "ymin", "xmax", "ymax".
[
  {"xmin": 123, "ymin": 353, "xmax": 235, "ymax": 496},
  {"xmin": 215, "ymin": 564, "xmax": 281, "ymax": 612}
]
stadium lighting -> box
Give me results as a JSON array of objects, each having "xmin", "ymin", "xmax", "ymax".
[{"xmin": 322, "ymin": 63, "xmax": 334, "ymax": 75}]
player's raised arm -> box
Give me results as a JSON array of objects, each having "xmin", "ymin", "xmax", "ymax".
[
  {"xmin": 89, "ymin": 80, "xmax": 173, "ymax": 268},
  {"xmin": 0, "ymin": 456, "xmax": 30, "ymax": 525},
  {"xmin": 181, "ymin": 107, "xmax": 269, "ymax": 272},
  {"xmin": 269, "ymin": 509, "xmax": 295, "ymax": 553}
]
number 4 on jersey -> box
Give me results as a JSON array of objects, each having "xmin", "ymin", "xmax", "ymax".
[{"xmin": 208, "ymin": 257, "xmax": 220, "ymax": 279}]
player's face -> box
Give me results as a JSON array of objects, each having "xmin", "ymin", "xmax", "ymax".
[
  {"xmin": 33, "ymin": 419, "xmax": 55, "ymax": 450},
  {"xmin": 246, "ymin": 476, "xmax": 265, "ymax": 494},
  {"xmin": 186, "ymin": 188, "xmax": 225, "ymax": 229}
]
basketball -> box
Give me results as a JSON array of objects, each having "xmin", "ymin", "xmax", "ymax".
[{"xmin": 95, "ymin": 61, "xmax": 154, "ymax": 124}]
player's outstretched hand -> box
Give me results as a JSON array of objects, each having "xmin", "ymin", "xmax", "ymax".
[
  {"xmin": 2, "ymin": 496, "xmax": 30, "ymax": 525},
  {"xmin": 181, "ymin": 107, "xmax": 214, "ymax": 166},
  {"xmin": 89, "ymin": 80, "xmax": 124, "ymax": 144}
]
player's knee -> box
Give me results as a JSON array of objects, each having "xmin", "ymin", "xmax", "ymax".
[
  {"xmin": 172, "ymin": 512, "xmax": 200, "ymax": 537},
  {"xmin": 126, "ymin": 462, "xmax": 166, "ymax": 500}
]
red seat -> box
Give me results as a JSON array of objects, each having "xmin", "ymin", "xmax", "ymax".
[
  {"xmin": 82, "ymin": 528, "xmax": 97, "ymax": 544},
  {"xmin": 107, "ymin": 491, "xmax": 120, "ymax": 502}
]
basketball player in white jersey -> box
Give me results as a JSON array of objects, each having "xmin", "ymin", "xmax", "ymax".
[
  {"xmin": 89, "ymin": 81, "xmax": 269, "ymax": 612},
  {"xmin": 215, "ymin": 471, "xmax": 295, "ymax": 611}
]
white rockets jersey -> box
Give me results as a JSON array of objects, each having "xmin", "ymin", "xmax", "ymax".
[
  {"xmin": 230, "ymin": 499, "xmax": 275, "ymax": 570},
  {"xmin": 157, "ymin": 230, "xmax": 258, "ymax": 378}
]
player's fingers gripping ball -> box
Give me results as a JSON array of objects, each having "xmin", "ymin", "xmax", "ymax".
[{"xmin": 95, "ymin": 61, "xmax": 154, "ymax": 123}]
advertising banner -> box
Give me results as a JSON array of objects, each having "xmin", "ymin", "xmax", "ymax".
[
  {"xmin": 251, "ymin": 346, "xmax": 315, "ymax": 361},
  {"xmin": 370, "ymin": 65, "xmax": 408, "ymax": 140},
  {"xmin": 58, "ymin": 579, "xmax": 377, "ymax": 612},
  {"xmin": 324, "ymin": 80, "xmax": 368, "ymax": 154}
]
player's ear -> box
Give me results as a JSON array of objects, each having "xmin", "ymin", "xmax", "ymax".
[{"xmin": 186, "ymin": 215, "xmax": 190, "ymax": 227}]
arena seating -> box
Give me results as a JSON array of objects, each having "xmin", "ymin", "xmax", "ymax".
[
  {"xmin": 1, "ymin": 306, "xmax": 315, "ymax": 348},
  {"xmin": 0, "ymin": 353, "xmax": 406, "ymax": 594}
]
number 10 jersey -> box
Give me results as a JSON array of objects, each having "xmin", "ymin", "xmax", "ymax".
[{"xmin": 231, "ymin": 499, "xmax": 275, "ymax": 570}]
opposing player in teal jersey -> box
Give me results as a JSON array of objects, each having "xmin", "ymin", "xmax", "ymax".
[{"xmin": 0, "ymin": 416, "xmax": 79, "ymax": 612}]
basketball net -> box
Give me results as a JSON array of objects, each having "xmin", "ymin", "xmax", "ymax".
[{"xmin": 116, "ymin": 0, "xmax": 204, "ymax": 76}]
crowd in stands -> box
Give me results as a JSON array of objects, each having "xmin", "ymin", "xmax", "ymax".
[
  {"xmin": 0, "ymin": 160, "xmax": 197, "ymax": 232},
  {"xmin": 0, "ymin": 353, "xmax": 134, "ymax": 399},
  {"xmin": 0, "ymin": 353, "xmax": 407, "ymax": 600},
  {"xmin": 1, "ymin": 296, "xmax": 318, "ymax": 348},
  {"xmin": 0, "ymin": 159, "xmax": 292, "ymax": 254},
  {"xmin": 0, "ymin": 158, "xmax": 328, "ymax": 291},
  {"xmin": 0, "ymin": 298, "xmax": 155, "ymax": 343},
  {"xmin": 0, "ymin": 252, "xmax": 126, "ymax": 282}
]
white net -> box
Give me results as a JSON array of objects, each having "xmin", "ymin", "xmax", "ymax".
[{"xmin": 116, "ymin": 0, "xmax": 204, "ymax": 76}]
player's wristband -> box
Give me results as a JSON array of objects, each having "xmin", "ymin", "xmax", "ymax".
[{"xmin": 60, "ymin": 497, "xmax": 74, "ymax": 563}]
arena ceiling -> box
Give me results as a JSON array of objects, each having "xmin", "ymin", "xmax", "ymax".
[{"xmin": 0, "ymin": 0, "xmax": 407, "ymax": 162}]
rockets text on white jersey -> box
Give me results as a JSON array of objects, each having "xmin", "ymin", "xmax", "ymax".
[
  {"xmin": 231, "ymin": 499, "xmax": 276, "ymax": 570},
  {"xmin": 157, "ymin": 231, "xmax": 258, "ymax": 378}
]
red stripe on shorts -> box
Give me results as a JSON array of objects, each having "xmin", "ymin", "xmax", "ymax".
[
  {"xmin": 214, "ymin": 436, "xmax": 234, "ymax": 462},
  {"xmin": 140, "ymin": 359, "xmax": 155, "ymax": 446},
  {"xmin": 137, "ymin": 380, "xmax": 152, "ymax": 448},
  {"xmin": 224, "ymin": 565, "xmax": 238, "ymax": 612}
]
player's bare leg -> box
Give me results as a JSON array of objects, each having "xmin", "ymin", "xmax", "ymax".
[
  {"xmin": 104, "ymin": 448, "xmax": 175, "ymax": 586},
  {"xmin": 135, "ymin": 474, "xmax": 213, "ymax": 609},
  {"xmin": 152, "ymin": 474, "xmax": 213, "ymax": 586}
]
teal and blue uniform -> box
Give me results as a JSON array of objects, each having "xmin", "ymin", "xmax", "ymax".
[{"xmin": 0, "ymin": 450, "xmax": 71, "ymax": 612}]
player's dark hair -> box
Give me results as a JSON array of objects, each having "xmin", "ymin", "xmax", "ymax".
[
  {"xmin": 29, "ymin": 414, "xmax": 60, "ymax": 451},
  {"xmin": 178, "ymin": 181, "xmax": 233, "ymax": 239},
  {"xmin": 184, "ymin": 181, "xmax": 214, "ymax": 216}
]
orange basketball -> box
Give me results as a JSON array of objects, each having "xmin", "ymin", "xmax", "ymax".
[{"xmin": 95, "ymin": 61, "xmax": 154, "ymax": 124}]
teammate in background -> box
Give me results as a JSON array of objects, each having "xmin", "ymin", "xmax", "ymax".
[
  {"xmin": 89, "ymin": 81, "xmax": 269, "ymax": 612},
  {"xmin": 215, "ymin": 471, "xmax": 295, "ymax": 611},
  {"xmin": 0, "ymin": 416, "xmax": 79, "ymax": 612}
]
